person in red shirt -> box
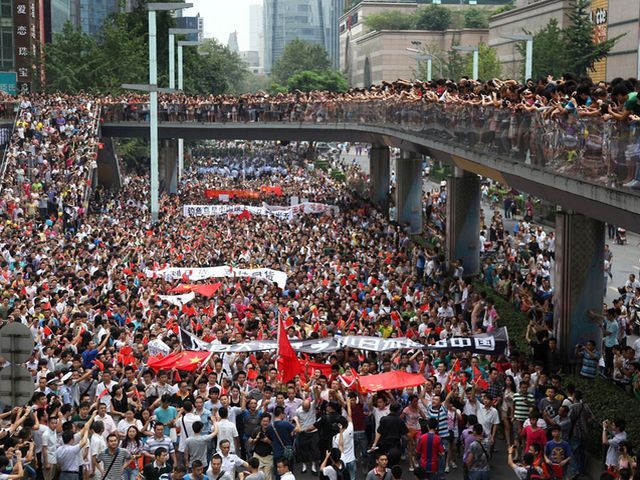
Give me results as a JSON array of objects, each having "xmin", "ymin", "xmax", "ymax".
[
  {"xmin": 521, "ymin": 411, "xmax": 547, "ymax": 454},
  {"xmin": 416, "ymin": 418, "xmax": 444, "ymax": 478}
]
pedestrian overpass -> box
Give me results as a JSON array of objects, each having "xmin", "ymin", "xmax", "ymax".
[{"xmin": 100, "ymin": 103, "xmax": 640, "ymax": 361}]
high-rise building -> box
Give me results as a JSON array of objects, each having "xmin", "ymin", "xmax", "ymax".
[
  {"xmin": 70, "ymin": 0, "xmax": 119, "ymax": 36},
  {"xmin": 174, "ymin": 12, "xmax": 203, "ymax": 42},
  {"xmin": 43, "ymin": 0, "xmax": 72, "ymax": 43},
  {"xmin": 249, "ymin": 3, "xmax": 263, "ymax": 65},
  {"xmin": 263, "ymin": 0, "xmax": 344, "ymax": 73},
  {"xmin": 227, "ymin": 31, "xmax": 240, "ymax": 54}
]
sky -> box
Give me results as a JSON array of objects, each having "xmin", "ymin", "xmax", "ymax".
[{"xmin": 183, "ymin": 0, "xmax": 263, "ymax": 52}]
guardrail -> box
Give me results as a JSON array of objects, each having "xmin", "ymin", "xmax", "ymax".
[
  {"xmin": 0, "ymin": 101, "xmax": 19, "ymax": 196},
  {"xmin": 101, "ymin": 101, "xmax": 640, "ymax": 195}
]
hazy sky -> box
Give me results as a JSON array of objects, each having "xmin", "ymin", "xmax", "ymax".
[{"xmin": 183, "ymin": 0, "xmax": 263, "ymax": 51}]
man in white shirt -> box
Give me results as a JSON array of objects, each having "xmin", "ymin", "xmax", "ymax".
[
  {"xmin": 215, "ymin": 440, "xmax": 248, "ymax": 478},
  {"xmin": 89, "ymin": 421, "xmax": 107, "ymax": 479},
  {"xmin": 333, "ymin": 400, "xmax": 356, "ymax": 480},
  {"xmin": 176, "ymin": 401, "xmax": 201, "ymax": 468},
  {"xmin": 94, "ymin": 371, "xmax": 117, "ymax": 411},
  {"xmin": 216, "ymin": 406, "xmax": 240, "ymax": 454},
  {"xmin": 276, "ymin": 459, "xmax": 295, "ymax": 480},
  {"xmin": 476, "ymin": 394, "xmax": 500, "ymax": 448},
  {"xmin": 95, "ymin": 403, "xmax": 116, "ymax": 439},
  {"xmin": 42, "ymin": 415, "xmax": 59, "ymax": 480}
]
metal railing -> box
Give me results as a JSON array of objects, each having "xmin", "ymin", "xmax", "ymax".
[
  {"xmin": 102, "ymin": 101, "xmax": 640, "ymax": 195},
  {"xmin": 0, "ymin": 102, "xmax": 19, "ymax": 196}
]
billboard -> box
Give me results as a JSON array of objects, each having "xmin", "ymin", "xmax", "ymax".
[{"xmin": 0, "ymin": 72, "xmax": 17, "ymax": 95}]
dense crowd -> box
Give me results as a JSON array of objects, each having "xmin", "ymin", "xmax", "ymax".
[
  {"xmin": 0, "ymin": 93, "xmax": 99, "ymax": 231},
  {"xmin": 99, "ymin": 75, "xmax": 640, "ymax": 123},
  {"xmin": 0, "ymin": 87, "xmax": 637, "ymax": 480}
]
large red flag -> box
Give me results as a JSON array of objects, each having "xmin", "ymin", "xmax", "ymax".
[{"xmin": 277, "ymin": 319, "xmax": 303, "ymax": 383}]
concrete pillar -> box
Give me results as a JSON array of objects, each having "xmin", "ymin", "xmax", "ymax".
[
  {"xmin": 553, "ymin": 212, "xmax": 605, "ymax": 364},
  {"xmin": 446, "ymin": 170, "xmax": 480, "ymax": 277},
  {"xmin": 396, "ymin": 150, "xmax": 422, "ymax": 234},
  {"xmin": 159, "ymin": 140, "xmax": 178, "ymax": 194},
  {"xmin": 369, "ymin": 144, "xmax": 390, "ymax": 214}
]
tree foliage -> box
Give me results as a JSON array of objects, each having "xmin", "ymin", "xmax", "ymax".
[
  {"xmin": 287, "ymin": 70, "xmax": 348, "ymax": 93},
  {"xmin": 364, "ymin": 11, "xmax": 416, "ymax": 31},
  {"xmin": 517, "ymin": 19, "xmax": 565, "ymax": 80},
  {"xmin": 466, "ymin": 43, "xmax": 501, "ymax": 80},
  {"xmin": 446, "ymin": 43, "xmax": 467, "ymax": 80},
  {"xmin": 41, "ymin": 0, "xmax": 247, "ymax": 95},
  {"xmin": 562, "ymin": 0, "xmax": 622, "ymax": 77},
  {"xmin": 515, "ymin": 1, "xmax": 622, "ymax": 81},
  {"xmin": 271, "ymin": 39, "xmax": 331, "ymax": 85},
  {"xmin": 182, "ymin": 39, "xmax": 248, "ymax": 95},
  {"xmin": 463, "ymin": 8, "xmax": 489, "ymax": 29},
  {"xmin": 415, "ymin": 5, "xmax": 451, "ymax": 31}
]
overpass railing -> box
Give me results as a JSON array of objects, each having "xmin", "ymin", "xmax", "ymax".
[{"xmin": 101, "ymin": 101, "xmax": 640, "ymax": 193}]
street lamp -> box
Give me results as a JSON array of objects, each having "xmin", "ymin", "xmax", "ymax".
[
  {"xmin": 169, "ymin": 28, "xmax": 199, "ymax": 89},
  {"xmin": 406, "ymin": 47, "xmax": 432, "ymax": 81},
  {"xmin": 453, "ymin": 45, "xmax": 479, "ymax": 80},
  {"xmin": 176, "ymin": 40, "xmax": 203, "ymax": 183},
  {"xmin": 500, "ymin": 33, "xmax": 533, "ymax": 82},
  {"xmin": 177, "ymin": 40, "xmax": 202, "ymax": 90},
  {"xmin": 147, "ymin": 3, "xmax": 192, "ymax": 223}
]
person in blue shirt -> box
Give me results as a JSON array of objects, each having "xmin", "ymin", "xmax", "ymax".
[
  {"xmin": 154, "ymin": 394, "xmax": 178, "ymax": 437},
  {"xmin": 544, "ymin": 426, "xmax": 572, "ymax": 479},
  {"xmin": 81, "ymin": 331, "xmax": 111, "ymax": 369},
  {"xmin": 184, "ymin": 460, "xmax": 209, "ymax": 480}
]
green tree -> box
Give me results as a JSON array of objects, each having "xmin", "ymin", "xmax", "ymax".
[
  {"xmin": 415, "ymin": 42, "xmax": 448, "ymax": 80},
  {"xmin": 364, "ymin": 11, "xmax": 416, "ymax": 31},
  {"xmin": 182, "ymin": 38, "xmax": 248, "ymax": 95},
  {"xmin": 466, "ymin": 43, "xmax": 501, "ymax": 80},
  {"xmin": 415, "ymin": 5, "xmax": 451, "ymax": 31},
  {"xmin": 446, "ymin": 43, "xmax": 467, "ymax": 80},
  {"xmin": 517, "ymin": 19, "xmax": 566, "ymax": 80},
  {"xmin": 271, "ymin": 39, "xmax": 331, "ymax": 85},
  {"xmin": 43, "ymin": 23, "xmax": 100, "ymax": 92},
  {"xmin": 562, "ymin": 0, "xmax": 622, "ymax": 77},
  {"xmin": 463, "ymin": 9, "xmax": 489, "ymax": 29},
  {"xmin": 491, "ymin": 3, "xmax": 516, "ymax": 16},
  {"xmin": 287, "ymin": 70, "xmax": 348, "ymax": 92},
  {"xmin": 94, "ymin": 13, "xmax": 147, "ymax": 91}
]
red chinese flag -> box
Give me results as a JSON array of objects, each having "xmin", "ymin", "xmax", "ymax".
[
  {"xmin": 123, "ymin": 268, "xmax": 133, "ymax": 275},
  {"xmin": 237, "ymin": 209, "xmax": 252, "ymax": 221},
  {"xmin": 93, "ymin": 359, "xmax": 104, "ymax": 371},
  {"xmin": 42, "ymin": 325, "xmax": 53, "ymax": 337},
  {"xmin": 277, "ymin": 319, "xmax": 303, "ymax": 383},
  {"xmin": 192, "ymin": 283, "xmax": 222, "ymax": 298}
]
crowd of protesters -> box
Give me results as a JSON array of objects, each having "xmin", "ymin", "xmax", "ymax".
[{"xmin": 0, "ymin": 81, "xmax": 638, "ymax": 480}]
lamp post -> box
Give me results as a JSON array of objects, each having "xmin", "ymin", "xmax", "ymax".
[
  {"xmin": 406, "ymin": 47, "xmax": 432, "ymax": 81},
  {"xmin": 176, "ymin": 40, "xmax": 202, "ymax": 183},
  {"xmin": 453, "ymin": 45, "xmax": 479, "ymax": 80},
  {"xmin": 147, "ymin": 2, "xmax": 192, "ymax": 223},
  {"xmin": 500, "ymin": 33, "xmax": 533, "ymax": 82},
  {"xmin": 168, "ymin": 28, "xmax": 199, "ymax": 89}
]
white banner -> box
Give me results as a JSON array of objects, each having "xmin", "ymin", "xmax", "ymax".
[
  {"xmin": 144, "ymin": 266, "xmax": 288, "ymax": 289},
  {"xmin": 148, "ymin": 338, "xmax": 172, "ymax": 356},
  {"xmin": 182, "ymin": 202, "xmax": 338, "ymax": 220},
  {"xmin": 158, "ymin": 291, "xmax": 195, "ymax": 307}
]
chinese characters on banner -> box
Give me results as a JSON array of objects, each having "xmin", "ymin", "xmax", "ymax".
[
  {"xmin": 590, "ymin": 0, "xmax": 609, "ymax": 83},
  {"xmin": 176, "ymin": 327, "xmax": 509, "ymax": 355},
  {"xmin": 12, "ymin": 0, "xmax": 40, "ymax": 94}
]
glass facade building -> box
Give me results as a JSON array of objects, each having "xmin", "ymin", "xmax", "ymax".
[{"xmin": 264, "ymin": 0, "xmax": 344, "ymax": 73}]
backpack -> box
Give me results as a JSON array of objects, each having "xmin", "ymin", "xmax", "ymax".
[
  {"xmin": 525, "ymin": 466, "xmax": 545, "ymax": 480},
  {"xmin": 320, "ymin": 462, "xmax": 350, "ymax": 480}
]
